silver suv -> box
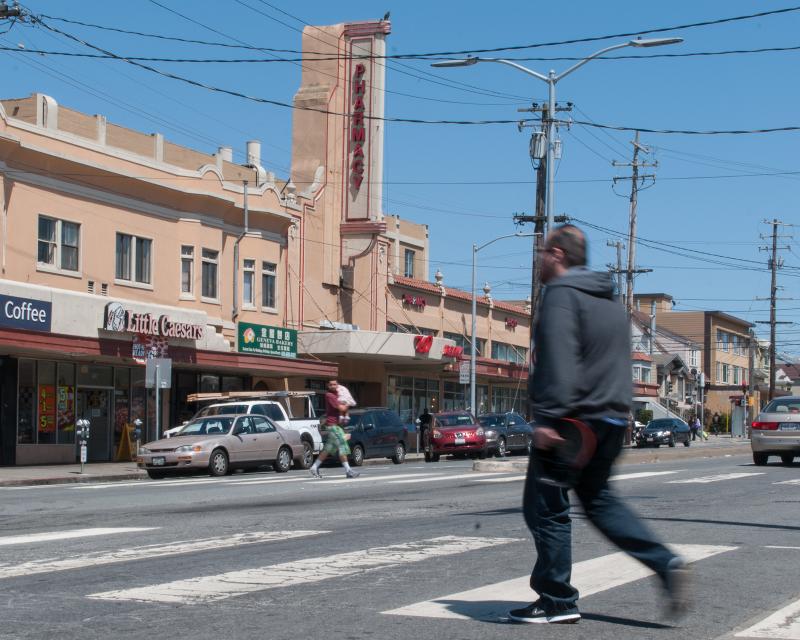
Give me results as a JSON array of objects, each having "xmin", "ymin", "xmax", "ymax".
[{"xmin": 751, "ymin": 396, "xmax": 800, "ymax": 465}]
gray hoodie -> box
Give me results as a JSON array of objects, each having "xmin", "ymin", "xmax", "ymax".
[{"xmin": 530, "ymin": 267, "xmax": 632, "ymax": 423}]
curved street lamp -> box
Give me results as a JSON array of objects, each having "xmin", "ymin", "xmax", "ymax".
[{"xmin": 433, "ymin": 37, "xmax": 683, "ymax": 234}]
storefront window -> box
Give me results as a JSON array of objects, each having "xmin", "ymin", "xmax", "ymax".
[
  {"xmin": 114, "ymin": 368, "xmax": 130, "ymax": 452},
  {"xmin": 200, "ymin": 374, "xmax": 220, "ymax": 393},
  {"xmin": 221, "ymin": 376, "xmax": 244, "ymax": 392},
  {"xmin": 175, "ymin": 372, "xmax": 197, "ymax": 423},
  {"xmin": 305, "ymin": 379, "xmax": 327, "ymax": 416},
  {"xmin": 77, "ymin": 364, "xmax": 113, "ymax": 387},
  {"xmin": 492, "ymin": 386, "xmax": 525, "ymax": 414},
  {"xmin": 17, "ymin": 359, "xmax": 36, "ymax": 444},
  {"xmin": 476, "ymin": 384, "xmax": 489, "ymax": 416},
  {"xmin": 131, "ymin": 367, "xmax": 147, "ymax": 440},
  {"xmin": 37, "ymin": 361, "xmax": 57, "ymax": 444},
  {"xmin": 388, "ymin": 375, "xmax": 414, "ymax": 423},
  {"xmin": 57, "ymin": 363, "xmax": 76, "ymax": 444},
  {"xmin": 442, "ymin": 380, "xmax": 467, "ymax": 412}
]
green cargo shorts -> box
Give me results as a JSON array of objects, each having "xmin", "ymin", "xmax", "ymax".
[{"xmin": 322, "ymin": 425, "xmax": 351, "ymax": 457}]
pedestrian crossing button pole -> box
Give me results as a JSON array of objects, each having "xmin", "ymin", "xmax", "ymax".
[{"xmin": 76, "ymin": 419, "xmax": 91, "ymax": 474}]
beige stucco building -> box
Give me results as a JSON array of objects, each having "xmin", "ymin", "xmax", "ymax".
[{"xmin": 0, "ymin": 18, "xmax": 530, "ymax": 466}]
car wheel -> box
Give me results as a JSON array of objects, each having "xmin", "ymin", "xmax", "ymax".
[
  {"xmin": 208, "ymin": 449, "xmax": 229, "ymax": 477},
  {"xmin": 668, "ymin": 437, "xmax": 676, "ymax": 448},
  {"xmin": 351, "ymin": 444, "xmax": 365, "ymax": 467},
  {"xmin": 495, "ymin": 437, "xmax": 507, "ymax": 458},
  {"xmin": 274, "ymin": 446, "xmax": 292, "ymax": 473},
  {"xmin": 391, "ymin": 442, "xmax": 406, "ymax": 464},
  {"xmin": 146, "ymin": 470, "xmax": 166, "ymax": 480},
  {"xmin": 753, "ymin": 452, "xmax": 769, "ymax": 466},
  {"xmin": 295, "ymin": 441, "xmax": 314, "ymax": 470},
  {"xmin": 780, "ymin": 454, "xmax": 795, "ymax": 465}
]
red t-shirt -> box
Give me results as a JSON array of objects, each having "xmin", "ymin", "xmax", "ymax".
[{"xmin": 325, "ymin": 391, "xmax": 341, "ymax": 425}]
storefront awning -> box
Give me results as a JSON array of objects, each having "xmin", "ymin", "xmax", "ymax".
[{"xmin": 298, "ymin": 330, "xmax": 457, "ymax": 364}]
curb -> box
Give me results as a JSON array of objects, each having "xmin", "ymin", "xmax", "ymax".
[
  {"xmin": 0, "ymin": 472, "xmax": 146, "ymax": 487},
  {"xmin": 473, "ymin": 444, "xmax": 753, "ymax": 473}
]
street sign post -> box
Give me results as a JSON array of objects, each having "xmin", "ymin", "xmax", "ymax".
[
  {"xmin": 459, "ymin": 361, "xmax": 470, "ymax": 385},
  {"xmin": 146, "ymin": 358, "xmax": 172, "ymax": 440}
]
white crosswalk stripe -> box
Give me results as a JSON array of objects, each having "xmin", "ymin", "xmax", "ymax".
[
  {"xmin": 0, "ymin": 530, "xmax": 326, "ymax": 580},
  {"xmin": 87, "ymin": 535, "xmax": 522, "ymax": 605},
  {"xmin": 774, "ymin": 479, "xmax": 800, "ymax": 485},
  {"xmin": 0, "ymin": 527, "xmax": 155, "ymax": 546},
  {"xmin": 315, "ymin": 473, "xmax": 442, "ymax": 485},
  {"xmin": 473, "ymin": 475, "xmax": 524, "ymax": 483},
  {"xmin": 383, "ymin": 543, "xmax": 736, "ymax": 621},
  {"xmin": 667, "ymin": 472, "xmax": 764, "ymax": 484},
  {"xmin": 610, "ymin": 470, "xmax": 682, "ymax": 481},
  {"xmin": 735, "ymin": 597, "xmax": 800, "ymax": 638},
  {"xmin": 389, "ymin": 472, "xmax": 498, "ymax": 484}
]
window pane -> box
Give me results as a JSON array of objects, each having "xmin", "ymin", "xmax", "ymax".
[
  {"xmin": 37, "ymin": 361, "xmax": 57, "ymax": 445},
  {"xmin": 202, "ymin": 256, "xmax": 218, "ymax": 299},
  {"xmin": 38, "ymin": 217, "xmax": 56, "ymax": 265},
  {"xmin": 243, "ymin": 271, "xmax": 254, "ymax": 305},
  {"xmin": 61, "ymin": 221, "xmax": 80, "ymax": 271},
  {"xmin": 116, "ymin": 234, "xmax": 131, "ymax": 280},
  {"xmin": 135, "ymin": 238, "xmax": 152, "ymax": 284},
  {"xmin": 262, "ymin": 272, "xmax": 275, "ymax": 308},
  {"xmin": 404, "ymin": 249, "xmax": 415, "ymax": 278},
  {"xmin": 181, "ymin": 259, "xmax": 192, "ymax": 294}
]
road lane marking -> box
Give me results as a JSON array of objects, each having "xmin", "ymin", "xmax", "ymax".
[
  {"xmin": 610, "ymin": 470, "xmax": 682, "ymax": 481},
  {"xmin": 667, "ymin": 472, "xmax": 764, "ymax": 484},
  {"xmin": 74, "ymin": 475, "xmax": 311, "ymax": 490},
  {"xmin": 87, "ymin": 535, "xmax": 522, "ymax": 605},
  {"xmin": 382, "ymin": 543, "xmax": 736, "ymax": 621},
  {"xmin": 735, "ymin": 597, "xmax": 800, "ymax": 638},
  {"xmin": 765, "ymin": 546, "xmax": 800, "ymax": 550},
  {"xmin": 774, "ymin": 479, "xmax": 800, "ymax": 485},
  {"xmin": 473, "ymin": 475, "xmax": 525, "ymax": 483},
  {"xmin": 0, "ymin": 527, "xmax": 156, "ymax": 546},
  {"xmin": 318, "ymin": 473, "xmax": 445, "ymax": 485},
  {"xmin": 0, "ymin": 530, "xmax": 326, "ymax": 580},
  {"xmin": 389, "ymin": 473, "xmax": 497, "ymax": 484}
]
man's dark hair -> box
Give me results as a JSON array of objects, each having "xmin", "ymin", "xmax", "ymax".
[{"xmin": 549, "ymin": 224, "xmax": 587, "ymax": 267}]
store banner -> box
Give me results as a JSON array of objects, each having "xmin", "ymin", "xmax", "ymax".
[
  {"xmin": 38, "ymin": 385, "xmax": 57, "ymax": 434},
  {"xmin": 237, "ymin": 322, "xmax": 297, "ymax": 359},
  {"xmin": 0, "ymin": 294, "xmax": 51, "ymax": 332}
]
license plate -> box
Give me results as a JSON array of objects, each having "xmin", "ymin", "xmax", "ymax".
[
  {"xmin": 647, "ymin": 437, "xmax": 654, "ymax": 441},
  {"xmin": 454, "ymin": 438, "xmax": 466, "ymax": 445},
  {"xmin": 152, "ymin": 457, "xmax": 166, "ymax": 466},
  {"xmin": 779, "ymin": 423, "xmax": 800, "ymax": 431}
]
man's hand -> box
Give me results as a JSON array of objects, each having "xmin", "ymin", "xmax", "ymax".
[{"xmin": 533, "ymin": 426, "xmax": 565, "ymax": 451}]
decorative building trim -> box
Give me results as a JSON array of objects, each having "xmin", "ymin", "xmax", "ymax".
[{"xmin": 341, "ymin": 221, "xmax": 387, "ymax": 235}]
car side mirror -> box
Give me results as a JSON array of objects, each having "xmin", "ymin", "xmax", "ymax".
[{"xmin": 364, "ymin": 423, "xmax": 375, "ymax": 431}]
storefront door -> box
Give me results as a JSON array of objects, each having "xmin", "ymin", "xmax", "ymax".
[{"xmin": 77, "ymin": 388, "xmax": 112, "ymax": 462}]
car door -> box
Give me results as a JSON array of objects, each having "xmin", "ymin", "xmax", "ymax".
[
  {"xmin": 252, "ymin": 416, "xmax": 282, "ymax": 461},
  {"xmin": 228, "ymin": 417, "xmax": 259, "ymax": 464},
  {"xmin": 505, "ymin": 413, "xmax": 521, "ymax": 448},
  {"xmin": 377, "ymin": 410, "xmax": 402, "ymax": 455}
]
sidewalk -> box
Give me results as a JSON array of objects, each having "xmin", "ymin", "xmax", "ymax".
[{"xmin": 0, "ymin": 453, "xmax": 431, "ymax": 487}]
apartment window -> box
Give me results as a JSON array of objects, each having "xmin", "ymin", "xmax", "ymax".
[
  {"xmin": 733, "ymin": 366, "xmax": 741, "ymax": 385},
  {"xmin": 115, "ymin": 233, "xmax": 151, "ymax": 284},
  {"xmin": 690, "ymin": 350, "xmax": 699, "ymax": 368},
  {"xmin": 243, "ymin": 259, "xmax": 255, "ymax": 307},
  {"xmin": 632, "ymin": 364, "xmax": 651, "ymax": 384},
  {"xmin": 404, "ymin": 249, "xmax": 415, "ymax": 278},
  {"xmin": 717, "ymin": 330, "xmax": 729, "ymax": 352},
  {"xmin": 721, "ymin": 363, "xmax": 730, "ymax": 384},
  {"xmin": 261, "ymin": 261, "xmax": 277, "ymax": 309},
  {"xmin": 201, "ymin": 249, "xmax": 219, "ymax": 299},
  {"xmin": 38, "ymin": 216, "xmax": 80, "ymax": 272},
  {"xmin": 491, "ymin": 341, "xmax": 527, "ymax": 365},
  {"xmin": 180, "ymin": 246, "xmax": 194, "ymax": 295}
]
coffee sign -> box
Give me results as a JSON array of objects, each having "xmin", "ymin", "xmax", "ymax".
[
  {"xmin": 0, "ymin": 294, "xmax": 51, "ymax": 332},
  {"xmin": 103, "ymin": 302, "xmax": 203, "ymax": 340}
]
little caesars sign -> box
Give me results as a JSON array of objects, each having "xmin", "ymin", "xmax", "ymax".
[{"xmin": 103, "ymin": 302, "xmax": 203, "ymax": 340}]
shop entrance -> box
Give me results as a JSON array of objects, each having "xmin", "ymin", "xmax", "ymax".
[{"xmin": 77, "ymin": 388, "xmax": 112, "ymax": 462}]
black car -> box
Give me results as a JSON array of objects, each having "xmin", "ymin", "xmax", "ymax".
[
  {"xmin": 478, "ymin": 412, "xmax": 534, "ymax": 457},
  {"xmin": 636, "ymin": 418, "xmax": 691, "ymax": 448},
  {"xmin": 343, "ymin": 408, "xmax": 409, "ymax": 466}
]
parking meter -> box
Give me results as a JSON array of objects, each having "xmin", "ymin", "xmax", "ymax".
[
  {"xmin": 132, "ymin": 418, "xmax": 143, "ymax": 455},
  {"xmin": 75, "ymin": 418, "xmax": 91, "ymax": 473}
]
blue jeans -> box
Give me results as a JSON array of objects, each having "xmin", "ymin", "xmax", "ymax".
[{"xmin": 522, "ymin": 419, "xmax": 677, "ymax": 612}]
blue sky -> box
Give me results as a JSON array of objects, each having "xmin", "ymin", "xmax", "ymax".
[{"xmin": 3, "ymin": 2, "xmax": 800, "ymax": 353}]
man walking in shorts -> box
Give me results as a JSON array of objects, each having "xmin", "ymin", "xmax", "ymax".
[{"xmin": 309, "ymin": 379, "xmax": 360, "ymax": 479}]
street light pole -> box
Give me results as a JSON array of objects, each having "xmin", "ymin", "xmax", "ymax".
[
  {"xmin": 470, "ymin": 232, "xmax": 535, "ymax": 415},
  {"xmin": 432, "ymin": 37, "xmax": 683, "ymax": 234}
]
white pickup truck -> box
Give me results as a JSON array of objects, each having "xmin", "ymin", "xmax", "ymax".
[{"xmin": 166, "ymin": 391, "xmax": 322, "ymax": 467}]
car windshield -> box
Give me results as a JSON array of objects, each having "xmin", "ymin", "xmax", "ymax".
[
  {"xmin": 763, "ymin": 398, "xmax": 800, "ymax": 414},
  {"xmin": 646, "ymin": 420, "xmax": 675, "ymax": 430},
  {"xmin": 438, "ymin": 414, "xmax": 474, "ymax": 427},
  {"xmin": 179, "ymin": 417, "xmax": 234, "ymax": 436},
  {"xmin": 196, "ymin": 404, "xmax": 249, "ymax": 417},
  {"xmin": 478, "ymin": 415, "xmax": 502, "ymax": 427}
]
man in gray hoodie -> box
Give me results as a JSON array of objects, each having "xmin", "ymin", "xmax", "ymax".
[{"xmin": 510, "ymin": 224, "xmax": 688, "ymax": 625}]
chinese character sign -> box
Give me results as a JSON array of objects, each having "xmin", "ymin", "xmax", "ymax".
[{"xmin": 238, "ymin": 322, "xmax": 297, "ymax": 359}]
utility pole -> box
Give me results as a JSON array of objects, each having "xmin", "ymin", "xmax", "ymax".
[
  {"xmin": 756, "ymin": 219, "xmax": 794, "ymax": 400},
  {"xmin": 613, "ymin": 131, "xmax": 656, "ymax": 316},
  {"xmin": 0, "ymin": 2, "xmax": 22, "ymax": 19},
  {"xmin": 606, "ymin": 238, "xmax": 625, "ymax": 302},
  {"xmin": 514, "ymin": 102, "xmax": 570, "ymax": 417}
]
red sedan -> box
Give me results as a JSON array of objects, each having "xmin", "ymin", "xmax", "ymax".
[{"xmin": 424, "ymin": 411, "xmax": 487, "ymax": 462}]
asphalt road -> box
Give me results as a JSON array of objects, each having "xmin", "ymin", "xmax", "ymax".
[{"xmin": 0, "ymin": 452, "xmax": 798, "ymax": 640}]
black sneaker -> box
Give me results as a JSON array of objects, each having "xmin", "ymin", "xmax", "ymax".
[
  {"xmin": 664, "ymin": 557, "xmax": 691, "ymax": 619},
  {"xmin": 508, "ymin": 601, "xmax": 580, "ymax": 624},
  {"xmin": 345, "ymin": 470, "xmax": 360, "ymax": 479}
]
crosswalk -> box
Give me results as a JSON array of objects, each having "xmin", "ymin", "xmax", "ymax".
[{"xmin": 0, "ymin": 525, "xmax": 797, "ymax": 638}]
